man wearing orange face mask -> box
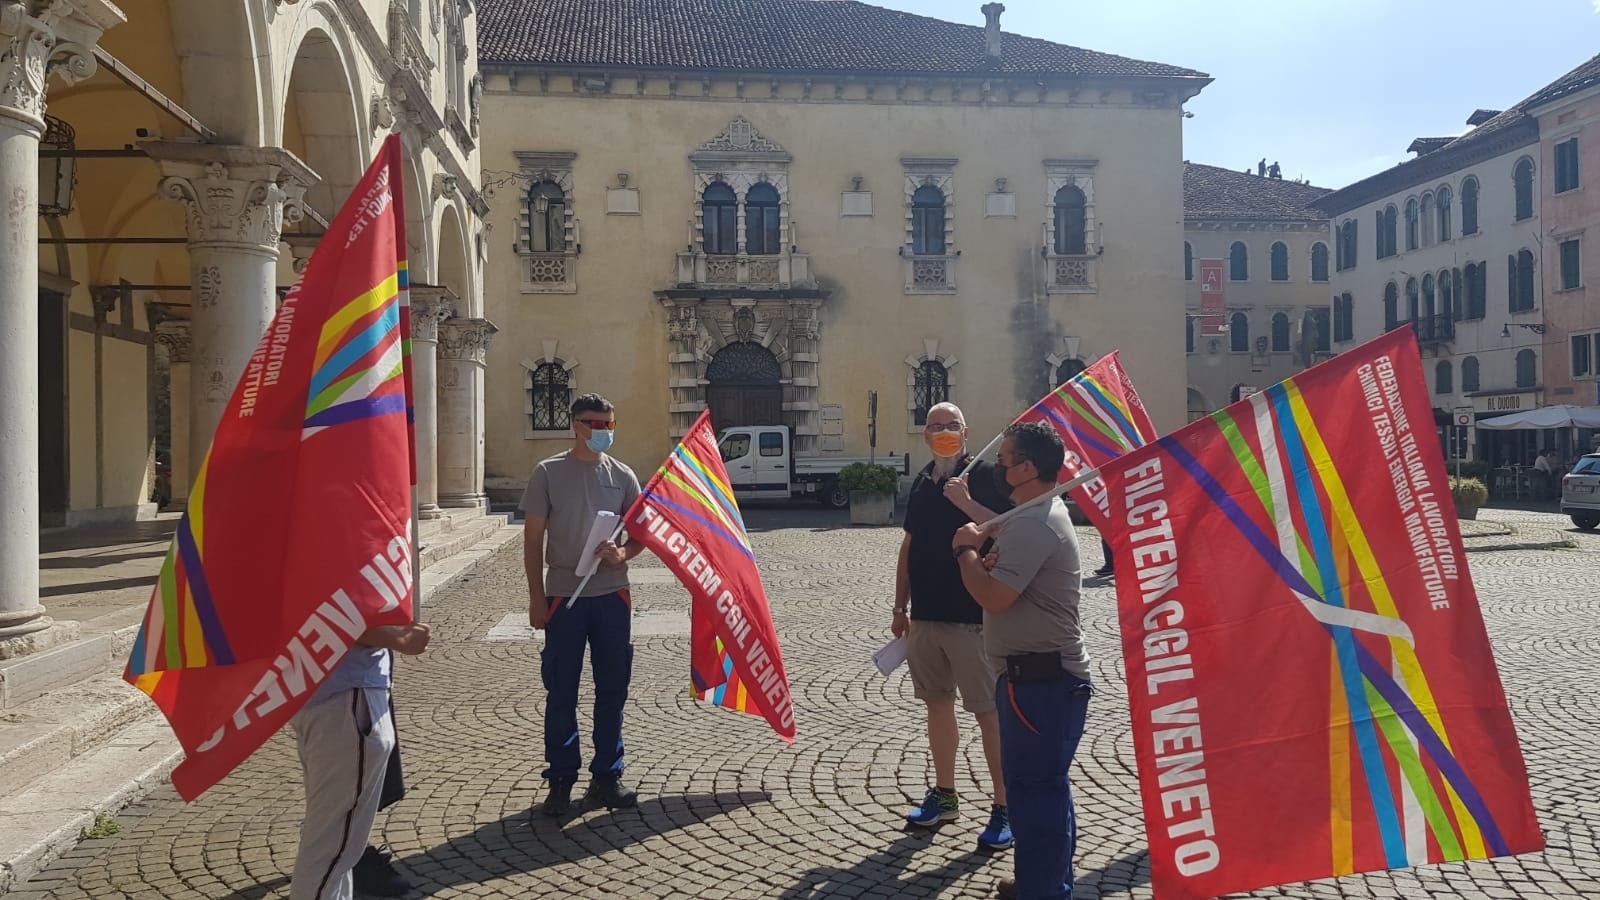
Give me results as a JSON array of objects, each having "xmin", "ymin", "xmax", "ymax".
[{"xmin": 893, "ymin": 402, "xmax": 1014, "ymax": 849}]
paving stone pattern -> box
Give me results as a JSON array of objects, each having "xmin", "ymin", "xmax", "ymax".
[{"xmin": 10, "ymin": 508, "xmax": 1600, "ymax": 899}]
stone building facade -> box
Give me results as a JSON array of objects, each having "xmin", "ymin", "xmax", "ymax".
[
  {"xmin": 6, "ymin": 0, "xmax": 487, "ymax": 646},
  {"xmin": 474, "ymin": 0, "xmax": 1209, "ymax": 490},
  {"xmin": 1529, "ymin": 54, "xmax": 1600, "ymax": 417},
  {"xmin": 1312, "ymin": 54, "xmax": 1600, "ymax": 465},
  {"xmin": 1181, "ymin": 163, "xmax": 1332, "ymax": 419}
]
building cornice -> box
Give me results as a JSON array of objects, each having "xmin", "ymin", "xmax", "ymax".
[
  {"xmin": 482, "ymin": 63, "xmax": 1208, "ymax": 109},
  {"xmin": 1312, "ymin": 118, "xmax": 1538, "ymax": 217},
  {"xmin": 1185, "ymin": 219, "xmax": 1329, "ymax": 233}
]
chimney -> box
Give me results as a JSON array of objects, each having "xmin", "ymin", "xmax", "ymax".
[{"xmin": 981, "ymin": 3, "xmax": 1005, "ymax": 65}]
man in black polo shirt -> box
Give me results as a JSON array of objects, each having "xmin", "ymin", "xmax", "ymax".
[{"xmin": 892, "ymin": 402, "xmax": 1014, "ymax": 849}]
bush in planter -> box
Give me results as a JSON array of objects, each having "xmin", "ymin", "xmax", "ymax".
[
  {"xmin": 1449, "ymin": 476, "xmax": 1489, "ymax": 519},
  {"xmin": 838, "ymin": 462, "xmax": 899, "ymax": 496},
  {"xmin": 1446, "ymin": 459, "xmax": 1490, "ymax": 481}
]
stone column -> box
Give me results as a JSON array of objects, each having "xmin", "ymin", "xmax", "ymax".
[
  {"xmin": 0, "ymin": 0, "xmax": 123, "ymax": 644},
  {"xmin": 408, "ymin": 286, "xmax": 456, "ymax": 518},
  {"xmin": 144, "ymin": 143, "xmax": 315, "ymax": 483},
  {"xmin": 436, "ymin": 317, "xmax": 496, "ymax": 510}
]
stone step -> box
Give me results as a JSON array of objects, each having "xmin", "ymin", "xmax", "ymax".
[
  {"xmin": 0, "ymin": 673, "xmax": 153, "ymax": 799},
  {"xmin": 0, "ymin": 714, "xmax": 179, "ymax": 894},
  {"xmin": 0, "ymin": 606, "xmax": 143, "ymax": 711},
  {"xmin": 419, "ymin": 512, "xmax": 511, "ymax": 571}
]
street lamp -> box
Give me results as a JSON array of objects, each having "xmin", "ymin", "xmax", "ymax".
[
  {"xmin": 1502, "ymin": 322, "xmax": 1547, "ymax": 338},
  {"xmin": 38, "ymin": 115, "xmax": 75, "ymax": 217}
]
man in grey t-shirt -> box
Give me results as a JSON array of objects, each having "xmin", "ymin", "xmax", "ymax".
[
  {"xmin": 521, "ymin": 393, "xmax": 644, "ymax": 817},
  {"xmin": 952, "ymin": 422, "xmax": 1091, "ymax": 900}
]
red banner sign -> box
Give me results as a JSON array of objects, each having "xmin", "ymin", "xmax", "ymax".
[
  {"xmin": 1198, "ymin": 258, "xmax": 1225, "ymax": 336},
  {"xmin": 125, "ymin": 135, "xmax": 417, "ymax": 800},
  {"xmin": 1100, "ymin": 328, "xmax": 1541, "ymax": 898},
  {"xmin": 624, "ymin": 411, "xmax": 795, "ymax": 741}
]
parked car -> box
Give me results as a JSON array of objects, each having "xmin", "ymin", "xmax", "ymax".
[
  {"xmin": 717, "ymin": 425, "xmax": 909, "ymax": 509},
  {"xmin": 1560, "ymin": 453, "xmax": 1600, "ymax": 530}
]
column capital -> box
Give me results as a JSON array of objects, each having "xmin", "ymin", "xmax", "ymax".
[
  {"xmin": 0, "ymin": 0, "xmax": 124, "ymax": 132},
  {"xmin": 154, "ymin": 323, "xmax": 191, "ymax": 364},
  {"xmin": 144, "ymin": 143, "xmax": 319, "ymax": 254},
  {"xmin": 437, "ymin": 316, "xmax": 497, "ymax": 363},
  {"xmin": 408, "ymin": 284, "xmax": 457, "ymax": 342}
]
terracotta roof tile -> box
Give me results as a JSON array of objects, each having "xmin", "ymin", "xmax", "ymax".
[
  {"xmin": 478, "ymin": 0, "xmax": 1208, "ymax": 79},
  {"xmin": 1183, "ymin": 163, "xmax": 1331, "ymax": 223}
]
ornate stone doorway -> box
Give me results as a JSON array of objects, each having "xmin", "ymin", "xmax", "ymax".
[
  {"xmin": 659, "ymin": 297, "xmax": 824, "ymax": 450},
  {"xmin": 705, "ymin": 341, "xmax": 783, "ymax": 433}
]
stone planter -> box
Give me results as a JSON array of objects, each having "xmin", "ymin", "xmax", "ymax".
[
  {"xmin": 1454, "ymin": 501, "xmax": 1479, "ymax": 520},
  {"xmin": 848, "ymin": 491, "xmax": 895, "ymax": 525}
]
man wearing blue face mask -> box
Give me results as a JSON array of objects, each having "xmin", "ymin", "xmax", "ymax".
[{"xmin": 520, "ymin": 393, "xmax": 645, "ymax": 817}]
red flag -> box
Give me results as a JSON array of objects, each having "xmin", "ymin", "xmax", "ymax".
[
  {"xmin": 1099, "ymin": 328, "xmax": 1541, "ymax": 899},
  {"xmin": 125, "ymin": 135, "xmax": 417, "ymax": 800},
  {"xmin": 623, "ymin": 411, "xmax": 795, "ymax": 741},
  {"xmin": 1012, "ymin": 351, "xmax": 1157, "ymax": 529}
]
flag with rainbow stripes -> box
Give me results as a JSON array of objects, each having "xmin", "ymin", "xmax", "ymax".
[
  {"xmin": 1101, "ymin": 326, "xmax": 1541, "ymax": 899},
  {"xmin": 624, "ymin": 410, "xmax": 795, "ymax": 741},
  {"xmin": 125, "ymin": 135, "xmax": 418, "ymax": 800},
  {"xmin": 1013, "ymin": 350, "xmax": 1158, "ymax": 530}
]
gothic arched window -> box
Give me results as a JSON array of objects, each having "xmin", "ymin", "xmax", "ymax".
[
  {"xmin": 912, "ymin": 185, "xmax": 947, "ymax": 256},
  {"xmin": 745, "ymin": 182, "xmax": 781, "ymax": 255},
  {"xmin": 913, "ymin": 360, "xmax": 950, "ymax": 426},
  {"xmin": 527, "ymin": 181, "xmax": 566, "ymax": 253},
  {"xmin": 702, "ymin": 182, "xmax": 739, "ymax": 255},
  {"xmin": 528, "ymin": 362, "xmax": 572, "ymax": 431},
  {"xmin": 1053, "ymin": 185, "xmax": 1087, "ymax": 255}
]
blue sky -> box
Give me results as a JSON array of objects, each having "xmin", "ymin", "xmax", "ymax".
[{"xmin": 872, "ymin": 0, "xmax": 1600, "ymax": 189}]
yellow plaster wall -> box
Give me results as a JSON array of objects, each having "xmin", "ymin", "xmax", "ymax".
[
  {"xmin": 480, "ymin": 84, "xmax": 1188, "ymax": 482},
  {"xmin": 1183, "ymin": 226, "xmax": 1332, "ymax": 413}
]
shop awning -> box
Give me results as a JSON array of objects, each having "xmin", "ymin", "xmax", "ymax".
[{"xmin": 1476, "ymin": 404, "xmax": 1600, "ymax": 430}]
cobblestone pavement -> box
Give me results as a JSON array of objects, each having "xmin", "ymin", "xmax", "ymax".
[{"xmin": 10, "ymin": 508, "xmax": 1600, "ymax": 899}]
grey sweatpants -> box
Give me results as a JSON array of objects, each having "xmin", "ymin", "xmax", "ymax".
[{"xmin": 289, "ymin": 687, "xmax": 395, "ymax": 900}]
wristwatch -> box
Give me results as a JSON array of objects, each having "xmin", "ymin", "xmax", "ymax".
[{"xmin": 953, "ymin": 544, "xmax": 981, "ymax": 559}]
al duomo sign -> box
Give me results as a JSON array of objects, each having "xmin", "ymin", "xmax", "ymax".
[{"xmin": 1471, "ymin": 391, "xmax": 1542, "ymax": 415}]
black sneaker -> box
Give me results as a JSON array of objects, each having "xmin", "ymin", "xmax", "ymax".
[
  {"xmin": 584, "ymin": 776, "xmax": 638, "ymax": 810},
  {"xmin": 1092, "ymin": 565, "xmax": 1114, "ymax": 577},
  {"xmin": 541, "ymin": 779, "xmax": 576, "ymax": 817},
  {"xmin": 352, "ymin": 845, "xmax": 411, "ymax": 898}
]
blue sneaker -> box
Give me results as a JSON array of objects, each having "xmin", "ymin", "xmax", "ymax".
[
  {"xmin": 978, "ymin": 805, "xmax": 1013, "ymax": 850},
  {"xmin": 906, "ymin": 788, "xmax": 959, "ymax": 827}
]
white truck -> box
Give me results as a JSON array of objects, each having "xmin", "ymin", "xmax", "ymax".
[{"xmin": 716, "ymin": 424, "xmax": 910, "ymax": 508}]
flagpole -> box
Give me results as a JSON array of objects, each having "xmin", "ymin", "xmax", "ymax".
[
  {"xmin": 565, "ymin": 521, "xmax": 627, "ymax": 609},
  {"xmin": 978, "ymin": 467, "xmax": 1101, "ymax": 532},
  {"xmin": 958, "ymin": 432, "xmax": 1005, "ymax": 478}
]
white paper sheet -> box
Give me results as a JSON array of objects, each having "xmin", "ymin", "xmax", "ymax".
[
  {"xmin": 573, "ymin": 510, "xmax": 621, "ymax": 578},
  {"xmin": 872, "ymin": 636, "xmax": 909, "ymax": 677}
]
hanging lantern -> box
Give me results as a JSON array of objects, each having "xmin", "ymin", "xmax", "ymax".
[{"xmin": 39, "ymin": 114, "xmax": 76, "ymax": 217}]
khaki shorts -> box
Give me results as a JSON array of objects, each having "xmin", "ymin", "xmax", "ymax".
[{"xmin": 906, "ymin": 621, "xmax": 999, "ymax": 714}]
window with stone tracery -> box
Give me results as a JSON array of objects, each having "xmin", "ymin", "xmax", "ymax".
[
  {"xmin": 702, "ymin": 183, "xmax": 739, "ymax": 255},
  {"xmin": 912, "ymin": 361, "xmax": 949, "ymax": 427},
  {"xmin": 523, "ymin": 352, "xmax": 580, "ymax": 437},
  {"xmin": 515, "ymin": 152, "xmax": 577, "ymax": 293},
  {"xmin": 528, "ymin": 363, "xmax": 572, "ymax": 432}
]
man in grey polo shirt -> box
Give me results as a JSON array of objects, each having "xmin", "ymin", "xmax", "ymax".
[
  {"xmin": 522, "ymin": 393, "xmax": 644, "ymax": 817},
  {"xmin": 952, "ymin": 421, "xmax": 1090, "ymax": 900}
]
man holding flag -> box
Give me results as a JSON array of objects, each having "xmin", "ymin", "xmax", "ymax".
[
  {"xmin": 123, "ymin": 133, "xmax": 437, "ymax": 900},
  {"xmin": 951, "ymin": 422, "xmax": 1092, "ymax": 900},
  {"xmin": 522, "ymin": 392, "xmax": 645, "ymax": 817}
]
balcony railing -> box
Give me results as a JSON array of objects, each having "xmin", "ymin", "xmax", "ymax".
[
  {"xmin": 1410, "ymin": 315, "xmax": 1455, "ymax": 344},
  {"xmin": 903, "ymin": 253, "xmax": 956, "ymax": 293},
  {"xmin": 1043, "ymin": 252, "xmax": 1097, "ymax": 293},
  {"xmin": 676, "ymin": 252, "xmax": 812, "ymax": 288}
]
